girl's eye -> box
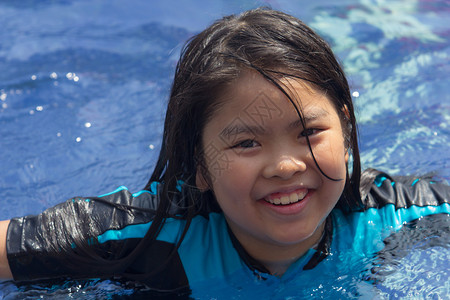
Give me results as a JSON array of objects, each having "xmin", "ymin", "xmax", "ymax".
[
  {"xmin": 300, "ymin": 128, "xmax": 319, "ymax": 137},
  {"xmin": 232, "ymin": 139, "xmax": 259, "ymax": 149}
]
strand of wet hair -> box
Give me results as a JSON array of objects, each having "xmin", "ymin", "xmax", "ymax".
[{"xmin": 221, "ymin": 52, "xmax": 342, "ymax": 182}]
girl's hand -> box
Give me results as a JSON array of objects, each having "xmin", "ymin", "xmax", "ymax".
[{"xmin": 0, "ymin": 220, "xmax": 12, "ymax": 279}]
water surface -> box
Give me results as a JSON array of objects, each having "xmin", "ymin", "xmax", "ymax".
[{"xmin": 0, "ymin": 0, "xmax": 448, "ymax": 298}]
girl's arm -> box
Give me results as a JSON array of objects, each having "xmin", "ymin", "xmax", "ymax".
[
  {"xmin": 0, "ymin": 220, "xmax": 13, "ymax": 279},
  {"xmin": 3, "ymin": 187, "xmax": 166, "ymax": 283}
]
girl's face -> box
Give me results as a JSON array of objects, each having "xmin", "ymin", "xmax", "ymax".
[{"xmin": 198, "ymin": 71, "xmax": 348, "ymax": 272}]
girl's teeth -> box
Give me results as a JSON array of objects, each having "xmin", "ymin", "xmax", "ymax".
[
  {"xmin": 265, "ymin": 190, "xmax": 307, "ymax": 205},
  {"xmin": 280, "ymin": 196, "xmax": 290, "ymax": 205},
  {"xmin": 289, "ymin": 193, "xmax": 297, "ymax": 203}
]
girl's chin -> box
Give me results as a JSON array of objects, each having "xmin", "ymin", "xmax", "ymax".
[
  {"xmin": 258, "ymin": 219, "xmax": 325, "ymax": 249},
  {"xmin": 261, "ymin": 226, "xmax": 321, "ymax": 248}
]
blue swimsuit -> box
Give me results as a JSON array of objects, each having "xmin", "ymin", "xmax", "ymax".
[{"xmin": 6, "ymin": 172, "xmax": 450, "ymax": 298}]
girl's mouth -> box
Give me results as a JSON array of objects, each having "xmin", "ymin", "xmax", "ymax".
[{"xmin": 264, "ymin": 189, "xmax": 308, "ymax": 206}]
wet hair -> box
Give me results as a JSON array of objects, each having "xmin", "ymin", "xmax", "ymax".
[
  {"xmin": 72, "ymin": 8, "xmax": 364, "ymax": 282},
  {"xmin": 147, "ymin": 7, "xmax": 362, "ymax": 215}
]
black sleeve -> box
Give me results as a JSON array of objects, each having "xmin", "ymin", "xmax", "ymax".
[
  {"xmin": 363, "ymin": 171, "xmax": 450, "ymax": 210},
  {"xmin": 6, "ymin": 188, "xmax": 160, "ymax": 282}
]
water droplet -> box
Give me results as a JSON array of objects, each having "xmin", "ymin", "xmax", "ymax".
[
  {"xmin": 84, "ymin": 122, "xmax": 91, "ymax": 128},
  {"xmin": 31, "ymin": 75, "xmax": 37, "ymax": 80},
  {"xmin": 36, "ymin": 106, "xmax": 43, "ymax": 111},
  {"xmin": 352, "ymin": 91, "xmax": 360, "ymax": 97},
  {"xmin": 50, "ymin": 72, "xmax": 58, "ymax": 79},
  {"xmin": 149, "ymin": 144, "xmax": 155, "ymax": 150},
  {"xmin": 29, "ymin": 110, "xmax": 35, "ymax": 115},
  {"xmin": 57, "ymin": 132, "xmax": 62, "ymax": 137},
  {"xmin": 73, "ymin": 76, "xmax": 79, "ymax": 82},
  {"xmin": 76, "ymin": 137, "xmax": 82, "ymax": 142}
]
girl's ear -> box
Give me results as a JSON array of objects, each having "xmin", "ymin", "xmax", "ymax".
[
  {"xmin": 345, "ymin": 149, "xmax": 349, "ymax": 164},
  {"xmin": 196, "ymin": 168, "xmax": 209, "ymax": 192}
]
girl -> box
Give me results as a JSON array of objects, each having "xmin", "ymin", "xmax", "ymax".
[{"xmin": 0, "ymin": 7, "xmax": 449, "ymax": 298}]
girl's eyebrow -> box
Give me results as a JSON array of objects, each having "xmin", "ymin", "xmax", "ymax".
[
  {"xmin": 290, "ymin": 108, "xmax": 329, "ymax": 128},
  {"xmin": 220, "ymin": 108, "xmax": 330, "ymax": 140},
  {"xmin": 220, "ymin": 123, "xmax": 264, "ymax": 140}
]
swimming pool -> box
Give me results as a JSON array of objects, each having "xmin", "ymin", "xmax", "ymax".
[{"xmin": 0, "ymin": 0, "xmax": 448, "ymax": 298}]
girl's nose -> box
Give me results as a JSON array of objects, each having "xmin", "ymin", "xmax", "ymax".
[{"xmin": 262, "ymin": 155, "xmax": 307, "ymax": 180}]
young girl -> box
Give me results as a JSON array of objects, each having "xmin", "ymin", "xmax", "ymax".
[{"xmin": 0, "ymin": 7, "xmax": 449, "ymax": 298}]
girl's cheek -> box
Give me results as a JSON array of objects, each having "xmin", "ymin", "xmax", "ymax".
[
  {"xmin": 311, "ymin": 139, "xmax": 347, "ymax": 175},
  {"xmin": 206, "ymin": 151, "xmax": 247, "ymax": 184}
]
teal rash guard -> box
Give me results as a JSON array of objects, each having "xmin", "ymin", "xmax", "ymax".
[{"xmin": 6, "ymin": 172, "xmax": 450, "ymax": 298}]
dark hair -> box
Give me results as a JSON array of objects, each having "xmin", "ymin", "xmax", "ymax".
[
  {"xmin": 79, "ymin": 7, "xmax": 363, "ymax": 282},
  {"xmin": 147, "ymin": 7, "xmax": 361, "ymax": 213}
]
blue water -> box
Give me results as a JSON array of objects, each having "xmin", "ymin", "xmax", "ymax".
[{"xmin": 0, "ymin": 0, "xmax": 449, "ymax": 298}]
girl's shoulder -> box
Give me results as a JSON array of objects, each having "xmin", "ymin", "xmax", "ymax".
[
  {"xmin": 330, "ymin": 170, "xmax": 449, "ymax": 255},
  {"xmin": 332, "ymin": 169, "xmax": 449, "ymax": 243},
  {"xmin": 359, "ymin": 168, "xmax": 450, "ymax": 211}
]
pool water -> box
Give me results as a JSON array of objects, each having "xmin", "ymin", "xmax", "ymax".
[{"xmin": 0, "ymin": 0, "xmax": 449, "ymax": 299}]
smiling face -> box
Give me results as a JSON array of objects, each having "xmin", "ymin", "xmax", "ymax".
[{"xmin": 198, "ymin": 71, "xmax": 348, "ymax": 274}]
